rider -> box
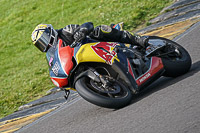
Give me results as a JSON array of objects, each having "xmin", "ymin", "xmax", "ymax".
[
  {"xmin": 31, "ymin": 22, "xmax": 149, "ymax": 87},
  {"xmin": 31, "ymin": 22, "xmax": 148, "ymax": 52}
]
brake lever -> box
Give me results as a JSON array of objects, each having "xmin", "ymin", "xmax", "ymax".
[
  {"xmin": 70, "ymin": 41, "xmax": 83, "ymax": 48},
  {"xmin": 70, "ymin": 41, "xmax": 78, "ymax": 48}
]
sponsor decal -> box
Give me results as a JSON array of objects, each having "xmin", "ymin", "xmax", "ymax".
[
  {"xmin": 135, "ymin": 57, "xmax": 164, "ymax": 86},
  {"xmin": 49, "ymin": 57, "xmax": 54, "ymax": 66},
  {"xmin": 52, "ymin": 62, "xmax": 60, "ymax": 76},
  {"xmin": 91, "ymin": 42, "xmax": 117, "ymax": 65},
  {"xmin": 139, "ymin": 73, "xmax": 151, "ymax": 83}
]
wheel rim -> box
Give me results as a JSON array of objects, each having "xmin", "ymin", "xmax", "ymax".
[
  {"xmin": 86, "ymin": 77, "xmax": 128, "ymax": 98},
  {"xmin": 90, "ymin": 80, "xmax": 121, "ymax": 94},
  {"xmin": 162, "ymin": 42, "xmax": 184, "ymax": 61}
]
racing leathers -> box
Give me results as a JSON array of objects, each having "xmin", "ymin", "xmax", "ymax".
[{"xmin": 57, "ymin": 22, "xmax": 148, "ymax": 48}]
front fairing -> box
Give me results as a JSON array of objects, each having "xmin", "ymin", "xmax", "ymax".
[{"xmin": 46, "ymin": 39, "xmax": 74, "ymax": 87}]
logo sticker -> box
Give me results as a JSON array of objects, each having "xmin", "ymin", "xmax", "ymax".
[
  {"xmin": 52, "ymin": 62, "xmax": 60, "ymax": 76},
  {"xmin": 139, "ymin": 73, "xmax": 151, "ymax": 83},
  {"xmin": 91, "ymin": 42, "xmax": 117, "ymax": 65},
  {"xmin": 49, "ymin": 57, "xmax": 54, "ymax": 66}
]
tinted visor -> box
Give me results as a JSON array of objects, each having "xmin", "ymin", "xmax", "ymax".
[{"xmin": 35, "ymin": 28, "xmax": 51, "ymax": 52}]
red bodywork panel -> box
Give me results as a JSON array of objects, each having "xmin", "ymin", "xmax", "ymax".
[
  {"xmin": 58, "ymin": 39, "xmax": 74, "ymax": 76},
  {"xmin": 128, "ymin": 57, "xmax": 164, "ymax": 86},
  {"xmin": 51, "ymin": 77, "xmax": 69, "ymax": 87},
  {"xmin": 50, "ymin": 39, "xmax": 74, "ymax": 87}
]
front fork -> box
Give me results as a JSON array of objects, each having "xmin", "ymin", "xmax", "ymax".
[{"xmin": 73, "ymin": 68, "xmax": 115, "ymax": 89}]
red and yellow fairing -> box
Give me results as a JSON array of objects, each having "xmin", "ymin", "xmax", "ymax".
[{"xmin": 75, "ymin": 42, "xmax": 119, "ymax": 65}]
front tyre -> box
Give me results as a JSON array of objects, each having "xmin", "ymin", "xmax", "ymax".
[{"xmin": 75, "ymin": 76, "xmax": 132, "ymax": 109}]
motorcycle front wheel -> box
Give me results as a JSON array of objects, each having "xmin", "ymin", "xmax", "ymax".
[{"xmin": 75, "ymin": 76, "xmax": 132, "ymax": 109}]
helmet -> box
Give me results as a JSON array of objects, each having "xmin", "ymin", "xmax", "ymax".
[{"xmin": 31, "ymin": 24, "xmax": 58, "ymax": 52}]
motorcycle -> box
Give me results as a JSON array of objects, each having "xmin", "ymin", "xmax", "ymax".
[{"xmin": 47, "ymin": 23, "xmax": 191, "ymax": 109}]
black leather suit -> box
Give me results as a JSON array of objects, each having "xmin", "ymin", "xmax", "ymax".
[{"xmin": 57, "ymin": 22, "xmax": 144, "ymax": 47}]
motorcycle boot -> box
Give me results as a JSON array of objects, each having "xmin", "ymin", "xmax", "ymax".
[
  {"xmin": 134, "ymin": 35, "xmax": 149, "ymax": 48},
  {"xmin": 90, "ymin": 25, "xmax": 149, "ymax": 49},
  {"xmin": 121, "ymin": 31, "xmax": 149, "ymax": 48}
]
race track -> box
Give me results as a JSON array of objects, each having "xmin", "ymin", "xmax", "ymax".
[{"xmin": 18, "ymin": 23, "xmax": 200, "ymax": 133}]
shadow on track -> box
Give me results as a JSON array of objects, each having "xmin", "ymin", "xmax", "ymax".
[{"xmin": 130, "ymin": 60, "xmax": 200, "ymax": 105}]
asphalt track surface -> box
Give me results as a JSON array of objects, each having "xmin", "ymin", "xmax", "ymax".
[{"xmin": 18, "ymin": 24, "xmax": 200, "ymax": 133}]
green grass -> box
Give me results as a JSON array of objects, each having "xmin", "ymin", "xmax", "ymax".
[{"xmin": 0, "ymin": 0, "xmax": 173, "ymax": 118}]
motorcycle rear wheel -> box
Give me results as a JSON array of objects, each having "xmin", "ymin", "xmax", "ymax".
[
  {"xmin": 149, "ymin": 36, "xmax": 192, "ymax": 77},
  {"xmin": 75, "ymin": 76, "xmax": 132, "ymax": 109}
]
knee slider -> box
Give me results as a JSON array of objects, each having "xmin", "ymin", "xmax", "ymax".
[{"xmin": 100, "ymin": 25, "xmax": 112, "ymax": 33}]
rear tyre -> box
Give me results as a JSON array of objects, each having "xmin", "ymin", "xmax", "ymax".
[{"xmin": 149, "ymin": 36, "xmax": 192, "ymax": 77}]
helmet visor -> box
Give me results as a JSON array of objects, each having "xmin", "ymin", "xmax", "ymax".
[{"xmin": 34, "ymin": 28, "xmax": 51, "ymax": 52}]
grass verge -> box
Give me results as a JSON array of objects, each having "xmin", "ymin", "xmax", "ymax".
[{"xmin": 0, "ymin": 0, "xmax": 173, "ymax": 118}]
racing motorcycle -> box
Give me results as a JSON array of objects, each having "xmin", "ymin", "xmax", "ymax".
[{"xmin": 48, "ymin": 23, "xmax": 191, "ymax": 109}]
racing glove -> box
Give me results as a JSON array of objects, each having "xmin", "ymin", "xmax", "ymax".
[
  {"xmin": 71, "ymin": 22, "xmax": 94, "ymax": 48},
  {"xmin": 73, "ymin": 28, "xmax": 87, "ymax": 43},
  {"xmin": 70, "ymin": 28, "xmax": 87, "ymax": 47}
]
